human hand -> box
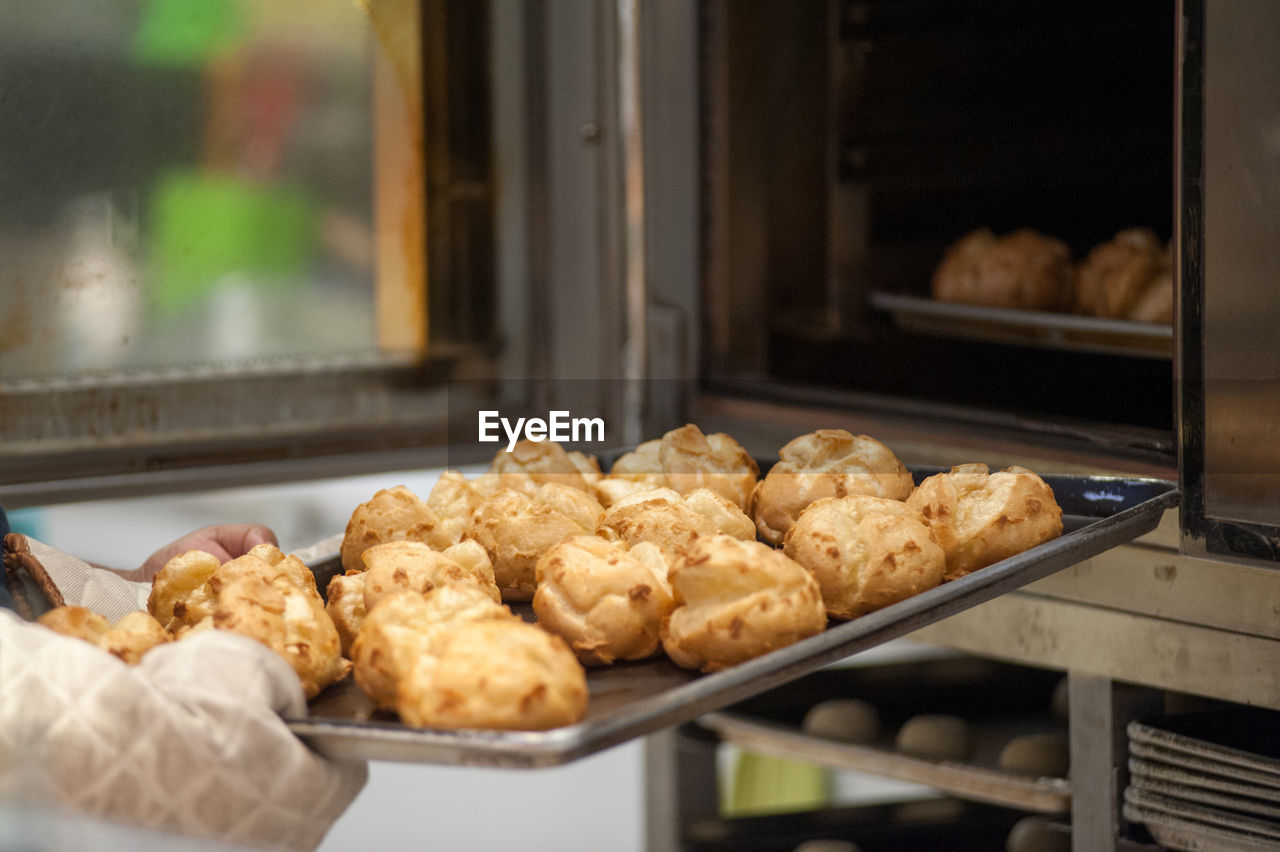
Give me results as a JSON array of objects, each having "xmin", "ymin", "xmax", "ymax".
[{"xmin": 128, "ymin": 524, "xmax": 279, "ymax": 582}]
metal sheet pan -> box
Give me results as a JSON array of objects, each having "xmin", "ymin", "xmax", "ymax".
[
  {"xmin": 288, "ymin": 468, "xmax": 1178, "ymax": 768},
  {"xmin": 869, "ymin": 292, "xmax": 1173, "ymax": 359}
]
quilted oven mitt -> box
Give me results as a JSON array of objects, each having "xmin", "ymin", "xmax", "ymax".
[{"xmin": 0, "ymin": 536, "xmax": 366, "ymax": 849}]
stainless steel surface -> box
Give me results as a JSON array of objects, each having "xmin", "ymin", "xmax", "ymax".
[
  {"xmin": 1068, "ymin": 675, "xmax": 1163, "ymax": 852},
  {"xmin": 697, "ymin": 712, "xmax": 1071, "ymax": 814},
  {"xmin": 869, "ymin": 292, "xmax": 1173, "ymax": 359},
  {"xmin": 1202, "ymin": 0, "xmax": 1280, "ymax": 529},
  {"xmin": 288, "ymin": 471, "xmax": 1176, "ymax": 767}
]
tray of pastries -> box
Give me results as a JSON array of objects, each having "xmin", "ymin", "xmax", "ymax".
[
  {"xmin": 33, "ymin": 424, "xmax": 1177, "ymax": 768},
  {"xmin": 871, "ymin": 227, "xmax": 1175, "ymax": 358}
]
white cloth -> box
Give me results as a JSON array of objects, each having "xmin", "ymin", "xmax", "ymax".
[{"xmin": 0, "ymin": 540, "xmax": 367, "ymax": 849}]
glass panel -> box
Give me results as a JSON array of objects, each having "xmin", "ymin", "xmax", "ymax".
[{"xmin": 0, "ymin": 0, "xmax": 387, "ymax": 381}]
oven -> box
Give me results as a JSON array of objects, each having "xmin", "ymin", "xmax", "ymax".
[{"xmin": 3, "ymin": 1, "xmax": 1279, "ymax": 850}]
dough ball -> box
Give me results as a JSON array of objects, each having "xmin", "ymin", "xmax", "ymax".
[
  {"xmin": 151, "ymin": 544, "xmax": 348, "ymax": 698},
  {"xmin": 895, "ymin": 714, "xmax": 973, "ymax": 762},
  {"xmin": 397, "ymin": 619, "xmax": 588, "ymax": 731},
  {"xmin": 361, "ymin": 540, "xmax": 500, "ymax": 612},
  {"xmin": 487, "ymin": 440, "xmax": 603, "ymax": 496},
  {"xmin": 793, "ymin": 842, "xmax": 862, "ymax": 852},
  {"xmin": 1074, "ymin": 228, "xmax": 1165, "ymax": 319},
  {"xmin": 998, "ymin": 732, "xmax": 1070, "ymax": 778},
  {"xmin": 932, "ymin": 228, "xmax": 1074, "ymax": 311},
  {"xmin": 801, "ymin": 699, "xmax": 881, "ymax": 745},
  {"xmin": 598, "ymin": 486, "xmax": 756, "ymax": 555},
  {"xmin": 783, "ymin": 495, "xmax": 945, "ymax": 619},
  {"xmin": 467, "ymin": 483, "xmax": 605, "ymax": 601},
  {"xmin": 341, "ymin": 486, "xmax": 453, "ymax": 574},
  {"xmin": 423, "ymin": 471, "xmax": 491, "ymax": 546},
  {"xmin": 38, "ymin": 606, "xmax": 172, "ymax": 666},
  {"xmin": 662, "ymin": 535, "xmax": 827, "ymax": 673},
  {"xmin": 211, "ymin": 571, "xmax": 349, "ymax": 699},
  {"xmin": 147, "ymin": 549, "xmax": 221, "ymax": 631},
  {"xmin": 1128, "ymin": 266, "xmax": 1173, "ymax": 323},
  {"xmin": 533, "ymin": 536, "xmax": 676, "ymax": 665},
  {"xmin": 325, "ymin": 571, "xmax": 367, "ymax": 656},
  {"xmin": 753, "ymin": 429, "xmax": 915, "ymax": 545},
  {"xmin": 351, "ymin": 587, "xmax": 515, "ymax": 710},
  {"xmin": 906, "ymin": 464, "xmax": 1063, "ymax": 581},
  {"xmin": 1006, "ymin": 816, "xmax": 1071, "ymax": 852},
  {"xmin": 607, "ymin": 424, "xmax": 759, "ymax": 511}
]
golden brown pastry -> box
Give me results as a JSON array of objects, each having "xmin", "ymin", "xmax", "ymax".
[
  {"xmin": 1075, "ymin": 228, "xmax": 1166, "ymax": 319},
  {"xmin": 467, "ymin": 483, "xmax": 605, "ymax": 601},
  {"xmin": 783, "ymin": 495, "xmax": 945, "ymax": 619},
  {"xmin": 340, "ymin": 486, "xmax": 453, "ymax": 574},
  {"xmin": 932, "ymin": 228, "xmax": 1074, "ymax": 311},
  {"xmin": 661, "ymin": 535, "xmax": 826, "ymax": 672},
  {"xmin": 597, "ymin": 486, "xmax": 756, "ymax": 554},
  {"xmin": 325, "ymin": 571, "xmax": 367, "ymax": 656},
  {"xmin": 397, "ymin": 619, "xmax": 588, "ymax": 730},
  {"xmin": 38, "ymin": 606, "xmax": 172, "ymax": 665},
  {"xmin": 423, "ymin": 472, "xmax": 492, "ymax": 546},
  {"xmin": 361, "ymin": 539, "xmax": 501, "ymax": 612},
  {"xmin": 533, "ymin": 536, "xmax": 676, "ymax": 665},
  {"xmin": 751, "ymin": 430, "xmax": 916, "ymax": 546},
  {"xmin": 487, "ymin": 440, "xmax": 603, "ymax": 496},
  {"xmin": 906, "ymin": 463, "xmax": 1063, "ymax": 581},
  {"xmin": 149, "ymin": 544, "xmax": 349, "ymax": 698},
  {"xmin": 350, "ymin": 587, "xmax": 515, "ymax": 710},
  {"xmin": 606, "ymin": 424, "xmax": 759, "ymax": 510},
  {"xmin": 1127, "ymin": 267, "xmax": 1173, "ymax": 323}
]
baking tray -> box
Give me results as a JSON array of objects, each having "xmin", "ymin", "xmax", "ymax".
[
  {"xmin": 287, "ymin": 468, "xmax": 1178, "ymax": 768},
  {"xmin": 1129, "ymin": 759, "xmax": 1280, "ymax": 806},
  {"xmin": 1124, "ymin": 796, "xmax": 1280, "ymax": 852},
  {"xmin": 1129, "ymin": 712, "xmax": 1280, "ymax": 782},
  {"xmin": 869, "ymin": 292, "xmax": 1173, "ymax": 359}
]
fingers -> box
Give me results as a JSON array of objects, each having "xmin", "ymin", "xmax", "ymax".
[{"xmin": 132, "ymin": 524, "xmax": 280, "ymax": 582}]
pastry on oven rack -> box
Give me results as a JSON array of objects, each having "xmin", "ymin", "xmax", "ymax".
[
  {"xmin": 340, "ymin": 485, "xmax": 454, "ymax": 574},
  {"xmin": 397, "ymin": 618, "xmax": 588, "ymax": 730},
  {"xmin": 906, "ymin": 463, "xmax": 1063, "ymax": 581},
  {"xmin": 782, "ymin": 494, "xmax": 945, "ymax": 620},
  {"xmin": 351, "ymin": 586, "xmax": 515, "ymax": 710},
  {"xmin": 1075, "ymin": 227, "xmax": 1169, "ymax": 320},
  {"xmin": 932, "ymin": 228, "xmax": 1074, "ymax": 311},
  {"xmin": 597, "ymin": 486, "xmax": 756, "ymax": 555},
  {"xmin": 485, "ymin": 440, "xmax": 603, "ymax": 497},
  {"xmin": 38, "ymin": 606, "xmax": 172, "ymax": 665},
  {"xmin": 361, "ymin": 539, "xmax": 501, "ymax": 612},
  {"xmin": 533, "ymin": 535, "xmax": 676, "ymax": 665},
  {"xmin": 148, "ymin": 544, "xmax": 349, "ymax": 698},
  {"xmin": 603, "ymin": 424, "xmax": 759, "ymax": 511},
  {"xmin": 751, "ymin": 429, "xmax": 916, "ymax": 546},
  {"xmin": 661, "ymin": 534, "xmax": 827, "ymax": 673},
  {"xmin": 466, "ymin": 482, "xmax": 605, "ymax": 601}
]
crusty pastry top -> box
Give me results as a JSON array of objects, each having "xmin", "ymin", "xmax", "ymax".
[
  {"xmin": 1075, "ymin": 228, "xmax": 1166, "ymax": 319},
  {"xmin": 661, "ymin": 534, "xmax": 826, "ymax": 673},
  {"xmin": 396, "ymin": 618, "xmax": 588, "ymax": 731},
  {"xmin": 361, "ymin": 539, "xmax": 501, "ymax": 612},
  {"xmin": 906, "ymin": 463, "xmax": 1063, "ymax": 580},
  {"xmin": 932, "ymin": 228, "xmax": 1074, "ymax": 311},
  {"xmin": 605, "ymin": 424, "xmax": 758, "ymax": 511},
  {"xmin": 340, "ymin": 486, "xmax": 453, "ymax": 574},
  {"xmin": 350, "ymin": 587, "xmax": 515, "ymax": 710},
  {"xmin": 751, "ymin": 429, "xmax": 915, "ymax": 545},
  {"xmin": 466, "ymin": 483, "xmax": 605, "ymax": 602},
  {"xmin": 782, "ymin": 494, "xmax": 945, "ymax": 619},
  {"xmin": 149, "ymin": 544, "xmax": 348, "ymax": 698},
  {"xmin": 487, "ymin": 440, "xmax": 603, "ymax": 496},
  {"xmin": 38, "ymin": 606, "xmax": 172, "ymax": 666},
  {"xmin": 597, "ymin": 486, "xmax": 756, "ymax": 554},
  {"xmin": 533, "ymin": 536, "xmax": 676, "ymax": 665},
  {"xmin": 423, "ymin": 472, "xmax": 492, "ymax": 546}
]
